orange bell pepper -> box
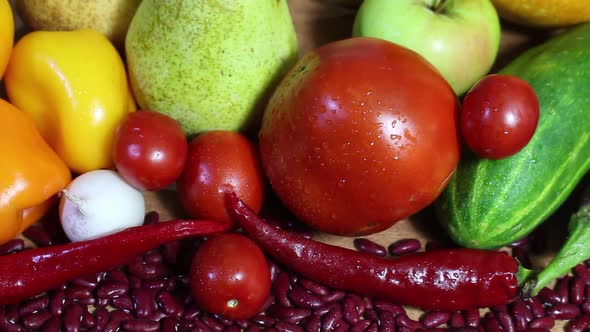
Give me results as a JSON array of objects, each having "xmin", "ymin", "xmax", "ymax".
[{"xmin": 0, "ymin": 98, "xmax": 72, "ymax": 244}]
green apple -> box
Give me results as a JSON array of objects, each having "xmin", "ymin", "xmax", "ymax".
[{"xmin": 353, "ymin": 0, "xmax": 501, "ymax": 95}]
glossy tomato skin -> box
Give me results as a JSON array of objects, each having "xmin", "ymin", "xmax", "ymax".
[
  {"xmin": 259, "ymin": 37, "xmax": 460, "ymax": 236},
  {"xmin": 461, "ymin": 74, "xmax": 540, "ymax": 159},
  {"xmin": 190, "ymin": 233, "xmax": 271, "ymax": 320},
  {"xmin": 177, "ymin": 130, "xmax": 265, "ymax": 225},
  {"xmin": 113, "ymin": 110, "xmax": 188, "ymax": 191}
]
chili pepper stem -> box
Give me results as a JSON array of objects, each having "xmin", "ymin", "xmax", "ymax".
[
  {"xmin": 61, "ymin": 189, "xmax": 88, "ymax": 216},
  {"xmin": 523, "ymin": 204, "xmax": 590, "ymax": 297}
]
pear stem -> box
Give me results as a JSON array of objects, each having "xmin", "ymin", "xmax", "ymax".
[{"xmin": 432, "ymin": 0, "xmax": 449, "ymax": 14}]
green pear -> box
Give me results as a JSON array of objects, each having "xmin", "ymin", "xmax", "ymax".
[
  {"xmin": 14, "ymin": 0, "xmax": 141, "ymax": 48},
  {"xmin": 125, "ymin": 0, "xmax": 299, "ymax": 136}
]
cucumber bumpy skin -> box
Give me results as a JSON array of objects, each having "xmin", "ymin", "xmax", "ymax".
[{"xmin": 437, "ymin": 23, "xmax": 590, "ymax": 249}]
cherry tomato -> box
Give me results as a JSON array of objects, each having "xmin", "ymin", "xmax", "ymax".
[
  {"xmin": 259, "ymin": 37, "xmax": 460, "ymax": 236},
  {"xmin": 177, "ymin": 130, "xmax": 265, "ymax": 225},
  {"xmin": 460, "ymin": 74, "xmax": 540, "ymax": 159},
  {"xmin": 190, "ymin": 232, "xmax": 270, "ymax": 320},
  {"xmin": 113, "ymin": 110, "xmax": 188, "ymax": 191}
]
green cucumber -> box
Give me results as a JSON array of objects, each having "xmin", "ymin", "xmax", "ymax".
[{"xmin": 437, "ymin": 23, "xmax": 590, "ymax": 249}]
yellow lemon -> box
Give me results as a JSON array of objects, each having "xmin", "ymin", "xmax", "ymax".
[
  {"xmin": 0, "ymin": 0, "xmax": 14, "ymax": 78},
  {"xmin": 492, "ymin": 0, "xmax": 590, "ymax": 28}
]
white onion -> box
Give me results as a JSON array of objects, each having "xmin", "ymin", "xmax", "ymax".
[{"xmin": 59, "ymin": 169, "xmax": 146, "ymax": 242}]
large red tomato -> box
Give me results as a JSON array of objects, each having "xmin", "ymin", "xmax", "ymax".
[{"xmin": 259, "ymin": 37, "xmax": 460, "ymax": 236}]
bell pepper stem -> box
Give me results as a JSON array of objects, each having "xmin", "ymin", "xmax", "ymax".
[{"xmin": 61, "ymin": 189, "xmax": 87, "ymax": 216}]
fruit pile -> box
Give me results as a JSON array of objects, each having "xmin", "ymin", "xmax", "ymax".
[{"xmin": 0, "ymin": 0, "xmax": 589, "ymax": 331}]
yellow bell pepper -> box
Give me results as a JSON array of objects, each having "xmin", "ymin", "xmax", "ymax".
[
  {"xmin": 4, "ymin": 29, "xmax": 136, "ymax": 174},
  {"xmin": 0, "ymin": 0, "xmax": 14, "ymax": 78},
  {"xmin": 0, "ymin": 98, "xmax": 72, "ymax": 245}
]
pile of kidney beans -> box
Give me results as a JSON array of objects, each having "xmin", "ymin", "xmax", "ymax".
[{"xmin": 1, "ymin": 209, "xmax": 590, "ymax": 332}]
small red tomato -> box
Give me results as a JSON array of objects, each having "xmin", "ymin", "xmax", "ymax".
[
  {"xmin": 113, "ymin": 110, "xmax": 188, "ymax": 191},
  {"xmin": 190, "ymin": 233, "xmax": 271, "ymax": 320},
  {"xmin": 177, "ymin": 130, "xmax": 265, "ymax": 225},
  {"xmin": 461, "ymin": 74, "xmax": 540, "ymax": 159}
]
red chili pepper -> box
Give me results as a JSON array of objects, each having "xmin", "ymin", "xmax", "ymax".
[
  {"xmin": 226, "ymin": 192, "xmax": 519, "ymax": 311},
  {"xmin": 0, "ymin": 219, "xmax": 229, "ymax": 305}
]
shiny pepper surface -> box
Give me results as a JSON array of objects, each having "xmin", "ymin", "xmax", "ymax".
[
  {"xmin": 0, "ymin": 98, "xmax": 71, "ymax": 245},
  {"xmin": 4, "ymin": 29, "xmax": 135, "ymax": 174},
  {"xmin": 0, "ymin": 0, "xmax": 13, "ymax": 78}
]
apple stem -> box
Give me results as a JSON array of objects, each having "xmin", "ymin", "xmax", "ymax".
[{"xmin": 432, "ymin": 0, "xmax": 449, "ymax": 14}]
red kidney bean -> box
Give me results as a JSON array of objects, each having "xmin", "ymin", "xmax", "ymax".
[
  {"xmin": 353, "ymin": 238, "xmax": 386, "ymax": 257},
  {"xmin": 274, "ymin": 272, "xmax": 292, "ymax": 307},
  {"xmin": 94, "ymin": 307, "xmax": 110, "ymax": 330},
  {"xmin": 160, "ymin": 317, "xmax": 178, "ymax": 332},
  {"xmin": 373, "ymin": 299, "xmax": 405, "ymax": 315},
  {"xmin": 157, "ymin": 291, "xmax": 184, "ymax": 318},
  {"xmin": 71, "ymin": 273, "xmax": 100, "ymax": 289},
  {"xmin": 547, "ymin": 303, "xmax": 581, "ymax": 319},
  {"xmin": 275, "ymin": 321, "xmax": 304, "ymax": 332},
  {"xmin": 72, "ymin": 295, "xmax": 96, "ymax": 306},
  {"xmin": 322, "ymin": 305, "xmax": 343, "ymax": 331},
  {"xmin": 449, "ymin": 328, "xmax": 478, "ymax": 332},
  {"xmin": 524, "ymin": 328, "xmax": 551, "ymax": 332},
  {"xmin": 65, "ymin": 285, "xmax": 93, "ymax": 301},
  {"xmin": 528, "ymin": 316, "xmax": 555, "ymax": 329},
  {"xmin": 4, "ymin": 304, "xmax": 19, "ymax": 322},
  {"xmin": 143, "ymin": 250, "xmax": 163, "ymax": 264},
  {"xmin": 110, "ymin": 294, "xmax": 134, "ymax": 311},
  {"xmin": 181, "ymin": 303, "xmax": 201, "ymax": 321},
  {"xmin": 582, "ymin": 299, "xmax": 590, "ymax": 314},
  {"xmin": 463, "ymin": 308, "xmax": 480, "ymax": 327},
  {"xmin": 103, "ymin": 310, "xmax": 133, "ymax": 332},
  {"xmin": 21, "ymin": 309, "xmax": 52, "ymax": 330},
  {"xmin": 538, "ymin": 287, "xmax": 562, "ymax": 305},
  {"xmin": 422, "ymin": 311, "xmax": 451, "ymax": 328},
  {"xmin": 511, "ymin": 299, "xmax": 534, "ymax": 326},
  {"xmin": 496, "ymin": 311, "xmax": 516, "ymax": 332},
  {"xmin": 555, "ymin": 277, "xmax": 571, "ymax": 304},
  {"xmin": 247, "ymin": 325, "xmax": 263, "ymax": 332},
  {"xmin": 201, "ymin": 314, "xmax": 226, "ymax": 331},
  {"xmin": 567, "ymin": 314, "xmax": 590, "ymax": 332},
  {"xmin": 288, "ymin": 286, "xmax": 324, "ymax": 309},
  {"xmin": 105, "ymin": 269, "xmax": 129, "ymax": 284},
  {"xmin": 350, "ymin": 319, "xmax": 371, "ymax": 332},
  {"xmin": 132, "ymin": 288, "xmax": 159, "ymax": 318},
  {"xmin": 396, "ymin": 313, "xmax": 423, "ymax": 331},
  {"xmin": 366, "ymin": 322, "xmax": 379, "ymax": 332},
  {"xmin": 81, "ymin": 309, "xmax": 95, "ymax": 329},
  {"xmin": 573, "ymin": 264, "xmax": 590, "ymax": 281},
  {"xmin": 121, "ymin": 319, "xmax": 161, "ymax": 332},
  {"xmin": 251, "ymin": 314, "xmax": 276, "ymax": 327},
  {"xmin": 512, "ymin": 246, "xmax": 532, "ymax": 269},
  {"xmin": 525, "ymin": 297, "xmax": 545, "ymax": 318},
  {"xmin": 449, "ymin": 312, "xmax": 465, "ymax": 327},
  {"xmin": 128, "ymin": 260, "xmax": 167, "ymax": 280},
  {"xmin": 321, "ymin": 290, "xmax": 346, "ymax": 304},
  {"xmin": 143, "ymin": 279, "xmax": 167, "ymax": 290},
  {"xmin": 97, "ymin": 281, "xmax": 128, "ymax": 299},
  {"xmin": 96, "ymin": 297, "xmax": 109, "ymax": 308},
  {"xmin": 304, "ymin": 315, "xmax": 321, "ymax": 332},
  {"xmin": 342, "ymin": 296, "xmax": 361, "ymax": 324},
  {"xmin": 380, "ymin": 310, "xmax": 396, "ymax": 332},
  {"xmin": 63, "ymin": 303, "xmax": 83, "ymax": 332},
  {"xmin": 482, "ymin": 312, "xmax": 502, "ymax": 332},
  {"xmin": 508, "ymin": 236, "xmax": 530, "ymax": 248},
  {"xmin": 267, "ymin": 305, "xmax": 311, "ymax": 324},
  {"xmin": 18, "ymin": 294, "xmax": 49, "ymax": 316},
  {"xmin": 143, "ymin": 211, "xmax": 160, "ymax": 225},
  {"xmin": 41, "ymin": 316, "xmax": 61, "ymax": 332},
  {"xmin": 571, "ymin": 277, "xmax": 586, "ymax": 305},
  {"xmin": 0, "ymin": 317, "xmax": 22, "ymax": 332},
  {"xmin": 388, "ymin": 238, "xmax": 422, "ymax": 256},
  {"xmin": 313, "ymin": 302, "xmax": 339, "ymax": 317},
  {"xmin": 22, "ymin": 225, "xmax": 54, "ymax": 247},
  {"xmin": 224, "ymin": 326, "xmax": 242, "ymax": 332},
  {"xmin": 0, "ymin": 239, "xmax": 25, "ymax": 255},
  {"xmin": 491, "ymin": 303, "xmax": 508, "ymax": 313},
  {"xmin": 299, "ymin": 278, "xmax": 330, "ymax": 296}
]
